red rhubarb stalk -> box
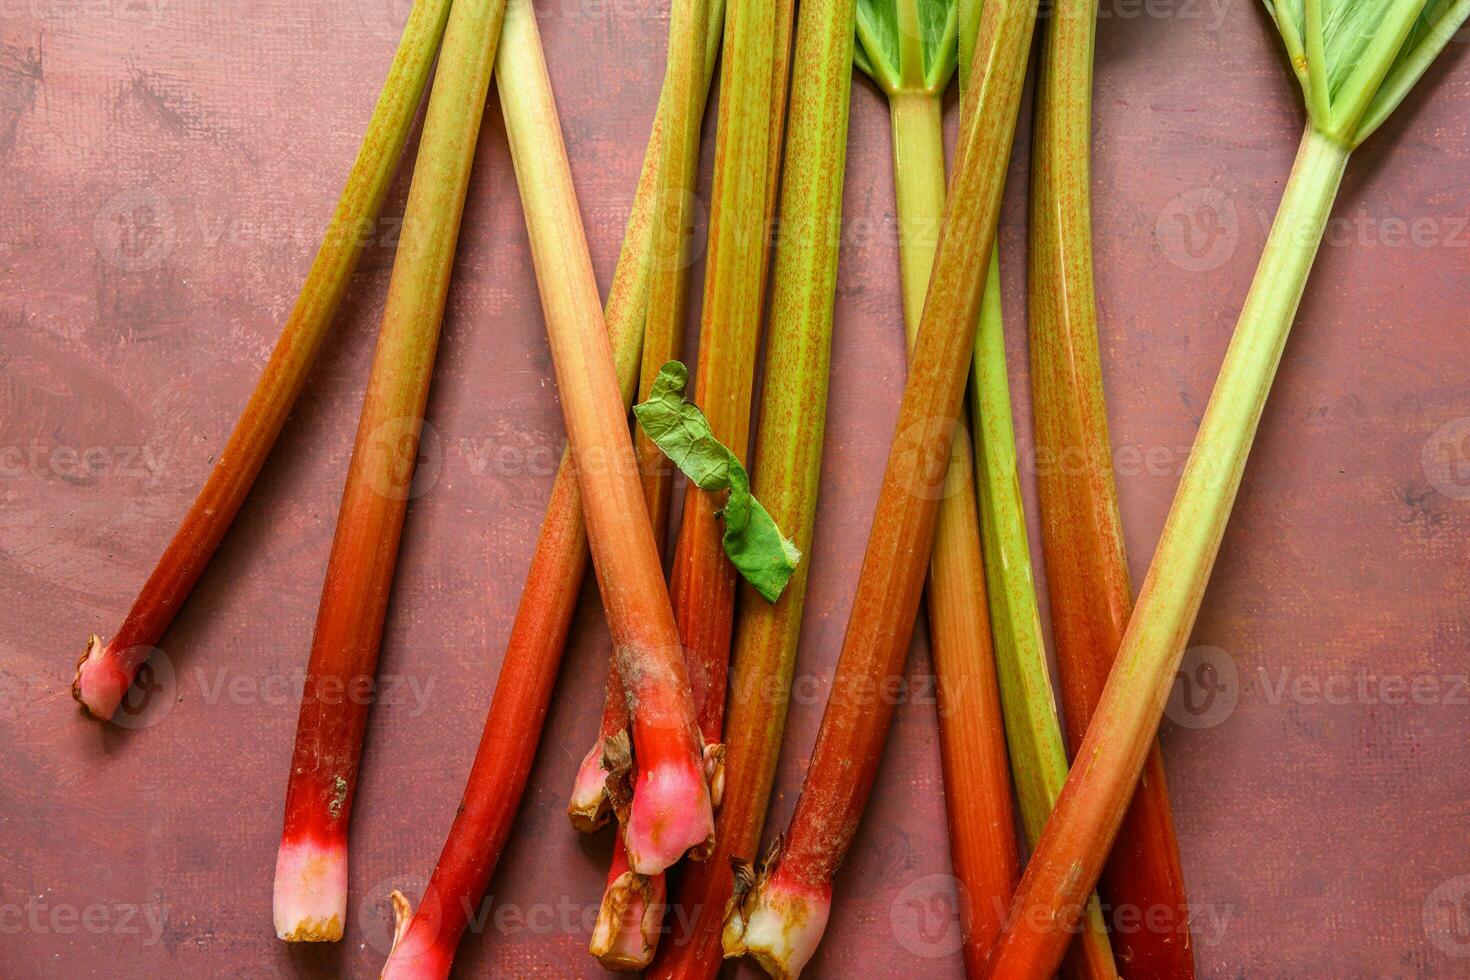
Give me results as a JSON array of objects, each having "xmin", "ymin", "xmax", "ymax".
[
  {"xmin": 647, "ymin": 0, "xmax": 855, "ymax": 975},
  {"xmin": 72, "ymin": 0, "xmax": 453, "ymax": 721},
  {"xmin": 493, "ymin": 0, "xmax": 714, "ymax": 879},
  {"xmin": 273, "ymin": 0, "xmax": 508, "ymax": 943},
  {"xmin": 983, "ymin": 2, "xmax": 1470, "ymax": 974},
  {"xmin": 570, "ymin": 0, "xmax": 730, "ymax": 836},
  {"xmin": 667, "ymin": 0, "xmax": 797, "ymax": 793},
  {"xmin": 722, "ymin": 1, "xmax": 1038, "ymax": 975},
  {"xmin": 1028, "ymin": 1, "xmax": 1192, "ymax": 973},
  {"xmin": 856, "ymin": 1, "xmax": 1022, "ymax": 970},
  {"xmin": 588, "ymin": 0, "xmax": 712, "ymax": 966},
  {"xmin": 381, "ymin": 1, "xmax": 728, "ymax": 971}
]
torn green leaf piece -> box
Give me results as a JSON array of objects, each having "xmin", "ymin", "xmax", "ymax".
[{"xmin": 633, "ymin": 361, "xmax": 802, "ymax": 602}]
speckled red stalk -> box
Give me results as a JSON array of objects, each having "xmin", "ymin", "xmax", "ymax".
[
  {"xmin": 497, "ymin": 0, "xmax": 714, "ymax": 878},
  {"xmin": 572, "ymin": 0, "xmax": 729, "ymax": 836},
  {"xmin": 379, "ymin": 1, "xmax": 725, "ymax": 974},
  {"xmin": 71, "ymin": 0, "xmax": 452, "ymax": 722},
  {"xmin": 721, "ymin": 0, "xmax": 1038, "ymax": 974},
  {"xmin": 272, "ymin": 0, "xmax": 507, "ymax": 944},
  {"xmin": 648, "ymin": 0, "xmax": 849, "ymax": 975},
  {"xmin": 1028, "ymin": 3, "xmax": 1192, "ymax": 975},
  {"xmin": 666, "ymin": 0, "xmax": 796, "ymax": 779}
]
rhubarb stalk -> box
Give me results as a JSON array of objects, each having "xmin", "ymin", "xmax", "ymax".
[
  {"xmin": 956, "ymin": 1, "xmax": 1116, "ymax": 973},
  {"xmin": 72, "ymin": 0, "xmax": 453, "ymax": 722},
  {"xmin": 667, "ymin": 0, "xmax": 797, "ymax": 794},
  {"xmin": 273, "ymin": 0, "xmax": 507, "ymax": 943},
  {"xmin": 570, "ymin": 0, "xmax": 730, "ymax": 838},
  {"xmin": 854, "ymin": 1, "xmax": 1019, "ymax": 972},
  {"xmin": 1028, "ymin": 1, "xmax": 1192, "ymax": 973},
  {"xmin": 494, "ymin": 0, "xmax": 714, "ymax": 879},
  {"xmin": 646, "ymin": 1, "xmax": 856, "ymax": 974},
  {"xmin": 381, "ymin": 1, "xmax": 729, "ymax": 972},
  {"xmin": 722, "ymin": 1, "xmax": 1038, "ymax": 974},
  {"xmin": 984, "ymin": 2, "xmax": 1470, "ymax": 975}
]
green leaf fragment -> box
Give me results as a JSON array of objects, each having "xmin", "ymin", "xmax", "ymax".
[{"xmin": 633, "ymin": 361, "xmax": 801, "ymax": 602}]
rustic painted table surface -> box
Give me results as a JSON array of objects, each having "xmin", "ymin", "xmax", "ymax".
[{"xmin": 3, "ymin": 1, "xmax": 1469, "ymax": 977}]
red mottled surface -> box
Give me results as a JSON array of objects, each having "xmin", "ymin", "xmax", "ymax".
[{"xmin": 2, "ymin": 2, "xmax": 1468, "ymax": 977}]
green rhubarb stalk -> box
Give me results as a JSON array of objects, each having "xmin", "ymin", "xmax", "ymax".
[
  {"xmin": 984, "ymin": 2, "xmax": 1470, "ymax": 975},
  {"xmin": 959, "ymin": 1, "xmax": 1116, "ymax": 976},
  {"xmin": 855, "ymin": 2, "xmax": 1020, "ymax": 973}
]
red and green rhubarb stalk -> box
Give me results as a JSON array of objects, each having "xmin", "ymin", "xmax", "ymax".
[
  {"xmin": 569, "ymin": 0, "xmax": 730, "ymax": 838},
  {"xmin": 645, "ymin": 0, "xmax": 856, "ymax": 975},
  {"xmin": 504, "ymin": 0, "xmax": 718, "ymax": 882},
  {"xmin": 854, "ymin": 1, "xmax": 1019, "ymax": 973},
  {"xmin": 381, "ymin": 0, "xmax": 728, "ymax": 973},
  {"xmin": 722, "ymin": 1, "xmax": 1038, "ymax": 975},
  {"xmin": 1028, "ymin": 1, "xmax": 1193, "ymax": 973},
  {"xmin": 273, "ymin": 0, "xmax": 507, "ymax": 943},
  {"xmin": 72, "ymin": 0, "xmax": 453, "ymax": 722},
  {"xmin": 667, "ymin": 0, "xmax": 797, "ymax": 808},
  {"xmin": 587, "ymin": 0, "xmax": 713, "ymax": 968},
  {"xmin": 955, "ymin": 2, "xmax": 1116, "ymax": 975},
  {"xmin": 984, "ymin": 2, "xmax": 1470, "ymax": 975}
]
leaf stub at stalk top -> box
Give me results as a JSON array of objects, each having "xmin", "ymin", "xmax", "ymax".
[
  {"xmin": 854, "ymin": 0, "xmax": 959, "ymax": 94},
  {"xmin": 1263, "ymin": 0, "xmax": 1470, "ymax": 145},
  {"xmin": 634, "ymin": 361, "xmax": 801, "ymax": 602}
]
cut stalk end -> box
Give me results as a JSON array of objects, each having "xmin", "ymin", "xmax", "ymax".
[
  {"xmin": 273, "ymin": 837, "xmax": 347, "ymax": 942},
  {"xmin": 623, "ymin": 752, "xmax": 715, "ymax": 874},
  {"xmin": 721, "ymin": 862, "xmax": 829, "ymax": 980},
  {"xmin": 569, "ymin": 737, "xmax": 616, "ymax": 833},
  {"xmin": 379, "ymin": 889, "xmax": 454, "ymax": 980},
  {"xmin": 590, "ymin": 843, "xmax": 667, "ymax": 971},
  {"xmin": 72, "ymin": 634, "xmax": 130, "ymax": 721}
]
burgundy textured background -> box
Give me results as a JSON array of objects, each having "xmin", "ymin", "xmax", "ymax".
[{"xmin": 3, "ymin": 1, "xmax": 1469, "ymax": 977}]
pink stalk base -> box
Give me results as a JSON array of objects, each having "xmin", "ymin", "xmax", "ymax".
[
  {"xmin": 72, "ymin": 634, "xmax": 135, "ymax": 719},
  {"xmin": 273, "ymin": 836, "xmax": 347, "ymax": 941},
  {"xmin": 591, "ymin": 837, "xmax": 668, "ymax": 971},
  {"xmin": 382, "ymin": 890, "xmax": 455, "ymax": 980},
  {"xmin": 723, "ymin": 867, "xmax": 830, "ymax": 980},
  {"xmin": 624, "ymin": 752, "xmax": 714, "ymax": 874},
  {"xmin": 569, "ymin": 738, "xmax": 615, "ymax": 832}
]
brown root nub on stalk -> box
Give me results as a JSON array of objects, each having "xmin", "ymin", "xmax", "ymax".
[{"xmin": 591, "ymin": 847, "xmax": 666, "ymax": 971}]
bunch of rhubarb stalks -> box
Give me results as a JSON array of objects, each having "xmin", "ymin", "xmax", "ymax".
[{"xmin": 71, "ymin": 0, "xmax": 1468, "ymax": 976}]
